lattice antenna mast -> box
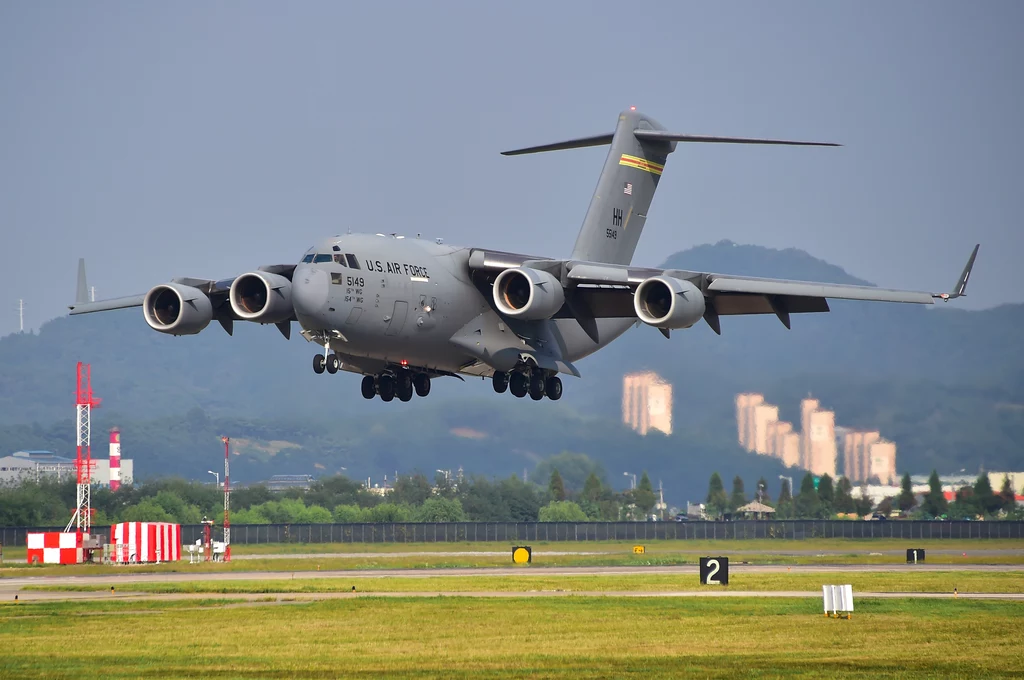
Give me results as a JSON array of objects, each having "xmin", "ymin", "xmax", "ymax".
[
  {"xmin": 66, "ymin": 362, "xmax": 101, "ymax": 534},
  {"xmin": 222, "ymin": 436, "xmax": 231, "ymax": 562}
]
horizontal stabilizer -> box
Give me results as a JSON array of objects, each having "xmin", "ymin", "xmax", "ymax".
[
  {"xmin": 632, "ymin": 130, "xmax": 840, "ymax": 147},
  {"xmin": 500, "ymin": 133, "xmax": 614, "ymax": 156}
]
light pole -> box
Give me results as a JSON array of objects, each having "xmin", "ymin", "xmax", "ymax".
[
  {"xmin": 778, "ymin": 475, "xmax": 793, "ymax": 499},
  {"xmin": 207, "ymin": 470, "xmax": 220, "ymax": 488},
  {"xmin": 623, "ymin": 471, "xmax": 636, "ymax": 490}
]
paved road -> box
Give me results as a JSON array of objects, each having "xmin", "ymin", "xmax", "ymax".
[
  {"xmin": 8, "ymin": 589, "xmax": 1024, "ymax": 604},
  {"xmin": 4, "ymin": 561, "xmax": 1019, "ymax": 593},
  {"xmin": 232, "ymin": 549, "xmax": 1024, "ymax": 560}
]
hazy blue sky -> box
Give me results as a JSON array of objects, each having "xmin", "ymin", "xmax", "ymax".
[{"xmin": 1, "ymin": 2, "xmax": 1021, "ymax": 336}]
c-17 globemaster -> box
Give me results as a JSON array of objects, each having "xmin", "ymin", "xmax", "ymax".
[{"xmin": 70, "ymin": 108, "xmax": 979, "ymax": 403}]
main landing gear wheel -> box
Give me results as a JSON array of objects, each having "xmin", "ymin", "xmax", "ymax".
[
  {"xmin": 509, "ymin": 371, "xmax": 528, "ymax": 398},
  {"xmin": 396, "ymin": 372, "xmax": 414, "ymax": 402},
  {"xmin": 545, "ymin": 376, "xmax": 562, "ymax": 401},
  {"xmin": 326, "ymin": 354, "xmax": 340, "ymax": 374},
  {"xmin": 313, "ymin": 354, "xmax": 326, "ymax": 374},
  {"xmin": 529, "ymin": 372, "xmax": 545, "ymax": 401},
  {"xmin": 492, "ymin": 371, "xmax": 509, "ymax": 394},
  {"xmin": 360, "ymin": 375, "xmax": 376, "ymax": 399},
  {"xmin": 378, "ymin": 374, "xmax": 395, "ymax": 402},
  {"xmin": 413, "ymin": 373, "xmax": 431, "ymax": 397}
]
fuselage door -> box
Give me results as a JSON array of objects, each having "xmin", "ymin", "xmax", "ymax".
[{"xmin": 385, "ymin": 300, "xmax": 409, "ymax": 336}]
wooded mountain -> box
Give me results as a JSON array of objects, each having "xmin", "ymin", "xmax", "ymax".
[{"xmin": 1, "ymin": 240, "xmax": 1019, "ymax": 501}]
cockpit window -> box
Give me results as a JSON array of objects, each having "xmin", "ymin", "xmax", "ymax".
[
  {"xmin": 313, "ymin": 254, "xmax": 332, "ymax": 263},
  {"xmin": 301, "ymin": 254, "xmax": 314, "ymax": 263},
  {"xmin": 345, "ymin": 254, "xmax": 360, "ymax": 269},
  {"xmin": 333, "ymin": 254, "xmax": 347, "ymax": 267}
]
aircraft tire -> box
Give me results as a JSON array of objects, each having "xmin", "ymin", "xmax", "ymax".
[
  {"xmin": 509, "ymin": 371, "xmax": 528, "ymax": 398},
  {"xmin": 413, "ymin": 373, "xmax": 431, "ymax": 397},
  {"xmin": 326, "ymin": 355, "xmax": 340, "ymax": 374},
  {"xmin": 545, "ymin": 376, "xmax": 562, "ymax": 401},
  {"xmin": 313, "ymin": 354, "xmax": 326, "ymax": 374},
  {"xmin": 397, "ymin": 376, "xmax": 414, "ymax": 402},
  {"xmin": 378, "ymin": 374, "xmax": 395, "ymax": 402},
  {"xmin": 529, "ymin": 373, "xmax": 545, "ymax": 400},
  {"xmin": 492, "ymin": 371, "xmax": 509, "ymax": 394},
  {"xmin": 360, "ymin": 375, "xmax": 376, "ymax": 399}
]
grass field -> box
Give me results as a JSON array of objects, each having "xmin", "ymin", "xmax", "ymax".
[
  {"xmin": 25, "ymin": 571, "xmax": 1024, "ymax": 596},
  {"xmin": 3, "ymin": 538, "xmax": 1021, "ymax": 578},
  {"xmin": 1, "ymin": 596, "xmax": 1020, "ymax": 678}
]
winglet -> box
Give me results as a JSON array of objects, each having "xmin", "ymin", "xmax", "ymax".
[
  {"xmin": 76, "ymin": 259, "xmax": 89, "ymax": 305},
  {"xmin": 936, "ymin": 244, "xmax": 979, "ymax": 301}
]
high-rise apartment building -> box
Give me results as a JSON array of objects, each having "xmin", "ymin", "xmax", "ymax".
[
  {"xmin": 807, "ymin": 409, "xmax": 837, "ymax": 478},
  {"xmin": 623, "ymin": 372, "xmax": 673, "ymax": 436},
  {"xmin": 799, "ymin": 398, "xmax": 820, "ymax": 469},
  {"xmin": 868, "ymin": 439, "xmax": 897, "ymax": 485},
  {"xmin": 735, "ymin": 393, "xmax": 764, "ymax": 451},
  {"xmin": 752, "ymin": 404, "xmax": 780, "ymax": 455},
  {"xmin": 843, "ymin": 430, "xmax": 881, "ymax": 483}
]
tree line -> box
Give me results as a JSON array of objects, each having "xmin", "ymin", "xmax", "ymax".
[
  {"xmin": 704, "ymin": 470, "xmax": 1022, "ymax": 520},
  {"xmin": 0, "ymin": 454, "xmax": 663, "ymax": 527}
]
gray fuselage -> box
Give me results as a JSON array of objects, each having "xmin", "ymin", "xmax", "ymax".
[{"xmin": 291, "ymin": 234, "xmax": 633, "ymax": 379}]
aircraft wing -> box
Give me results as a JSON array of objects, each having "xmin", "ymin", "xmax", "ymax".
[{"xmin": 557, "ymin": 244, "xmax": 979, "ymax": 334}]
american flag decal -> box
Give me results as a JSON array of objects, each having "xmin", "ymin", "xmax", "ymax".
[{"xmin": 623, "ymin": 182, "xmax": 632, "ymax": 195}]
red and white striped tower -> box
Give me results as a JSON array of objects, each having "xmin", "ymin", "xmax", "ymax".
[
  {"xmin": 109, "ymin": 428, "xmax": 121, "ymax": 491},
  {"xmin": 66, "ymin": 362, "xmax": 101, "ymax": 534},
  {"xmin": 222, "ymin": 436, "xmax": 231, "ymax": 561}
]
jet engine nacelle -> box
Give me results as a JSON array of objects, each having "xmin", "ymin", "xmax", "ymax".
[
  {"xmin": 229, "ymin": 271, "xmax": 293, "ymax": 324},
  {"xmin": 143, "ymin": 283, "xmax": 213, "ymax": 336},
  {"xmin": 633, "ymin": 276, "xmax": 706, "ymax": 329},
  {"xmin": 493, "ymin": 267, "xmax": 565, "ymax": 320}
]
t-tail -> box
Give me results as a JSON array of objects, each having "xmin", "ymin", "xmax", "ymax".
[{"xmin": 502, "ymin": 108, "xmax": 840, "ymax": 265}]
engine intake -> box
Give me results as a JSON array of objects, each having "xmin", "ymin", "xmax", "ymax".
[
  {"xmin": 634, "ymin": 276, "xmax": 706, "ymax": 329},
  {"xmin": 143, "ymin": 283, "xmax": 213, "ymax": 336},
  {"xmin": 230, "ymin": 271, "xmax": 293, "ymax": 323},
  {"xmin": 493, "ymin": 267, "xmax": 565, "ymax": 320}
]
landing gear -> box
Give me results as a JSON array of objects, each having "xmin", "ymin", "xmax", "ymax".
[
  {"xmin": 378, "ymin": 374, "xmax": 395, "ymax": 402},
  {"xmin": 313, "ymin": 354, "xmax": 326, "ymax": 374},
  {"xmin": 509, "ymin": 371, "xmax": 528, "ymax": 398},
  {"xmin": 501, "ymin": 366, "xmax": 564, "ymax": 401},
  {"xmin": 545, "ymin": 376, "xmax": 562, "ymax": 401},
  {"xmin": 529, "ymin": 372, "xmax": 545, "ymax": 401},
  {"xmin": 413, "ymin": 373, "xmax": 431, "ymax": 397},
  {"xmin": 326, "ymin": 354, "xmax": 340, "ymax": 374},
  {"xmin": 360, "ymin": 375, "xmax": 376, "ymax": 399},
  {"xmin": 396, "ymin": 371, "xmax": 414, "ymax": 402}
]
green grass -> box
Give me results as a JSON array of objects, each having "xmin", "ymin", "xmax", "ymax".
[
  {"xmin": 0, "ymin": 596, "xmax": 1020, "ymax": 678},
  {"xmin": 3, "ymin": 538, "xmax": 1021, "ymax": 577},
  {"xmin": 26, "ymin": 570, "xmax": 1024, "ymax": 595}
]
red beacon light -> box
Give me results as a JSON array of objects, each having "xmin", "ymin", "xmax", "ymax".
[{"xmin": 400, "ymin": 359, "xmax": 408, "ymax": 366}]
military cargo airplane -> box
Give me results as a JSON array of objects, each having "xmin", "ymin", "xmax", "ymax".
[{"xmin": 70, "ymin": 108, "xmax": 979, "ymax": 403}]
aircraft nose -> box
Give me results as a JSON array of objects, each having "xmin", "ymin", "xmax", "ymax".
[{"xmin": 292, "ymin": 267, "xmax": 329, "ymax": 317}]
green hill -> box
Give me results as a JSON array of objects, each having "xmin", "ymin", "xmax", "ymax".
[{"xmin": 0, "ymin": 240, "xmax": 1019, "ymax": 501}]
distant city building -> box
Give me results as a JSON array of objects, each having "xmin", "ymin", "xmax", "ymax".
[
  {"xmin": 799, "ymin": 398, "xmax": 819, "ymax": 470},
  {"xmin": 266, "ymin": 474, "xmax": 315, "ymax": 492},
  {"xmin": 752, "ymin": 404, "xmax": 779, "ymax": 455},
  {"xmin": 987, "ymin": 472, "xmax": 1024, "ymax": 498},
  {"xmin": 0, "ymin": 451, "xmax": 133, "ymax": 486},
  {"xmin": 766, "ymin": 420, "xmax": 792, "ymax": 458},
  {"xmin": 735, "ymin": 393, "xmax": 764, "ymax": 450},
  {"xmin": 806, "ymin": 409, "xmax": 837, "ymax": 478},
  {"xmin": 843, "ymin": 431, "xmax": 880, "ymax": 482},
  {"xmin": 779, "ymin": 432, "xmax": 801, "ymax": 468},
  {"xmin": 868, "ymin": 439, "xmax": 897, "ymax": 485},
  {"xmin": 623, "ymin": 371, "xmax": 673, "ymax": 436}
]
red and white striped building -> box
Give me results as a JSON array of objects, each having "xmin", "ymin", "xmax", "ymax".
[
  {"xmin": 26, "ymin": 531, "xmax": 84, "ymax": 565},
  {"xmin": 110, "ymin": 522, "xmax": 181, "ymax": 563}
]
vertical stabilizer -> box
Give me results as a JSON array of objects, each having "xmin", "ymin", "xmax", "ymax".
[
  {"xmin": 570, "ymin": 109, "xmax": 671, "ymax": 265},
  {"xmin": 500, "ymin": 110, "xmax": 837, "ymax": 266},
  {"xmin": 76, "ymin": 259, "xmax": 89, "ymax": 305}
]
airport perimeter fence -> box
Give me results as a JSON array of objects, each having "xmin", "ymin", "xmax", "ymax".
[{"xmin": 2, "ymin": 520, "xmax": 1024, "ymax": 546}]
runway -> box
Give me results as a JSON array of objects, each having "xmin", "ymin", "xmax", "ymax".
[
  {"xmin": 232, "ymin": 548, "xmax": 1024, "ymax": 560},
  {"xmin": 3, "ymin": 563, "xmax": 1022, "ymax": 603}
]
